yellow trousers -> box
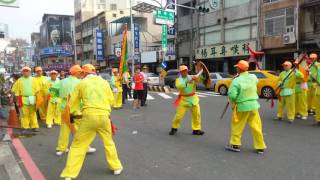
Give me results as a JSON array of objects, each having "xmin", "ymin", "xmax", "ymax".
[
  {"xmin": 230, "ymin": 110, "xmax": 266, "ymax": 150},
  {"xmin": 172, "ymin": 104, "xmax": 201, "ymax": 130},
  {"xmin": 315, "ymin": 94, "xmax": 320, "ymax": 122},
  {"xmin": 277, "ymin": 95, "xmax": 295, "ymax": 121},
  {"xmin": 38, "ymin": 98, "xmax": 47, "ymax": 121},
  {"xmin": 60, "ymin": 115, "xmax": 123, "ymax": 179},
  {"xmin": 20, "ymin": 105, "xmax": 39, "ymax": 129},
  {"xmin": 56, "ymin": 119, "xmax": 81, "ymax": 152},
  {"xmin": 307, "ymin": 86, "xmax": 316, "ymax": 111},
  {"xmin": 113, "ymin": 92, "xmax": 123, "ymax": 108},
  {"xmin": 46, "ymin": 102, "xmax": 61, "ymax": 125},
  {"xmin": 295, "ymin": 91, "xmax": 308, "ymax": 117}
]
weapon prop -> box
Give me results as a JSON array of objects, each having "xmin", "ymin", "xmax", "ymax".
[
  {"xmin": 267, "ymin": 53, "xmax": 307, "ymax": 108},
  {"xmin": 193, "ymin": 61, "xmax": 211, "ymax": 88},
  {"xmin": 219, "ymin": 74, "xmax": 239, "ymax": 120}
]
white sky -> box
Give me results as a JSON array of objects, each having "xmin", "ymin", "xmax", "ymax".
[{"xmin": 0, "ymin": 0, "xmax": 165, "ymax": 42}]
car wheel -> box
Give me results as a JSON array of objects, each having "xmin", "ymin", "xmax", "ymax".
[
  {"xmin": 261, "ymin": 86, "xmax": 275, "ymax": 98},
  {"xmin": 219, "ymin": 85, "xmax": 228, "ymax": 95}
]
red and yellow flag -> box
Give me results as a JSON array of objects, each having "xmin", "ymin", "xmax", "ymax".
[{"xmin": 119, "ymin": 25, "xmax": 129, "ymax": 78}]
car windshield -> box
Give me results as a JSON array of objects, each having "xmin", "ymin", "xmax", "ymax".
[
  {"xmin": 146, "ymin": 73, "xmax": 158, "ymax": 77},
  {"xmin": 220, "ymin": 73, "xmax": 232, "ymax": 78}
]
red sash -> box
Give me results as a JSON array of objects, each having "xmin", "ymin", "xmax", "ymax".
[
  {"xmin": 17, "ymin": 96, "xmax": 23, "ymax": 108},
  {"xmin": 174, "ymin": 93, "xmax": 196, "ymax": 107}
]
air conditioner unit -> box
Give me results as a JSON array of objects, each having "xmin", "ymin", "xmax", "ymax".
[{"xmin": 283, "ymin": 32, "xmax": 296, "ymax": 44}]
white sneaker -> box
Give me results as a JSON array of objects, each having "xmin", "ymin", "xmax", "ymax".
[
  {"xmin": 65, "ymin": 178, "xmax": 72, "ymax": 180},
  {"xmin": 113, "ymin": 168, "xmax": 123, "ymax": 175},
  {"xmin": 301, "ymin": 116, "xmax": 307, "ymax": 120},
  {"xmin": 87, "ymin": 147, "xmax": 96, "ymax": 153},
  {"xmin": 47, "ymin": 124, "xmax": 52, "ymax": 128},
  {"xmin": 56, "ymin": 151, "xmax": 64, "ymax": 156}
]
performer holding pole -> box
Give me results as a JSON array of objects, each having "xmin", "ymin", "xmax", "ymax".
[
  {"xmin": 169, "ymin": 65, "xmax": 204, "ymax": 136},
  {"xmin": 310, "ymin": 55, "xmax": 320, "ymax": 126},
  {"xmin": 307, "ymin": 53, "xmax": 318, "ymax": 115},
  {"xmin": 225, "ymin": 60, "xmax": 266, "ymax": 154}
]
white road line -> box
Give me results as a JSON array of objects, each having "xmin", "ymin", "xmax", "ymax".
[
  {"xmin": 197, "ymin": 92, "xmax": 220, "ymax": 96},
  {"xmin": 196, "ymin": 94, "xmax": 207, "ymax": 98},
  {"xmin": 147, "ymin": 94, "xmax": 155, "ymax": 100},
  {"xmin": 157, "ymin": 92, "xmax": 173, "ymax": 99},
  {"xmin": 172, "ymin": 92, "xmax": 179, "ymax": 96},
  {"xmin": 128, "ymin": 98, "xmax": 134, "ymax": 101}
]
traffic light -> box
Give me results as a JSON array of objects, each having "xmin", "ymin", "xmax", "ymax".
[{"xmin": 198, "ymin": 6, "xmax": 209, "ymax": 13}]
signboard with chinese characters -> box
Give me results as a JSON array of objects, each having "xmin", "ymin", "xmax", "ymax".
[
  {"xmin": 134, "ymin": 24, "xmax": 140, "ymax": 52},
  {"xmin": 162, "ymin": 25, "xmax": 168, "ymax": 51},
  {"xmin": 154, "ymin": 9, "xmax": 174, "ymax": 26},
  {"xmin": 0, "ymin": 0, "xmax": 19, "ymax": 7},
  {"xmin": 195, "ymin": 41, "xmax": 257, "ymax": 59},
  {"xmin": 95, "ymin": 29, "xmax": 104, "ymax": 61}
]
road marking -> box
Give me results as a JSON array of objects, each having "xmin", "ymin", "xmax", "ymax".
[
  {"xmin": 157, "ymin": 92, "xmax": 173, "ymax": 99},
  {"xmin": 147, "ymin": 94, "xmax": 155, "ymax": 100},
  {"xmin": 172, "ymin": 92, "xmax": 179, "ymax": 96},
  {"xmin": 8, "ymin": 128, "xmax": 46, "ymax": 180},
  {"xmin": 196, "ymin": 94, "xmax": 207, "ymax": 97},
  {"xmin": 197, "ymin": 92, "xmax": 221, "ymax": 97}
]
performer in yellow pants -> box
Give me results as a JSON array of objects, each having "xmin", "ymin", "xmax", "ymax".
[
  {"xmin": 226, "ymin": 60, "xmax": 266, "ymax": 154},
  {"xmin": 308, "ymin": 53, "xmax": 319, "ymax": 115},
  {"xmin": 310, "ymin": 53, "xmax": 320, "ymax": 126},
  {"xmin": 111, "ymin": 68, "xmax": 123, "ymax": 109},
  {"xmin": 46, "ymin": 71, "xmax": 61, "ymax": 128},
  {"xmin": 60, "ymin": 64, "xmax": 123, "ymax": 180},
  {"xmin": 12, "ymin": 66, "xmax": 40, "ymax": 133},
  {"xmin": 275, "ymin": 61, "xmax": 303, "ymax": 122},
  {"xmin": 34, "ymin": 66, "xmax": 48, "ymax": 121},
  {"xmin": 169, "ymin": 65, "xmax": 204, "ymax": 135}
]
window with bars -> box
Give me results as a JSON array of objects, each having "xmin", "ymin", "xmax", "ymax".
[
  {"xmin": 263, "ymin": 0, "xmax": 279, "ymax": 3},
  {"xmin": 110, "ymin": 4, "xmax": 117, "ymax": 10},
  {"xmin": 264, "ymin": 7, "xmax": 295, "ymax": 36}
]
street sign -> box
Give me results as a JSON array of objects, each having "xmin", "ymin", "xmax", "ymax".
[
  {"xmin": 161, "ymin": 62, "xmax": 167, "ymax": 69},
  {"xmin": 0, "ymin": 0, "xmax": 19, "ymax": 7},
  {"xmin": 154, "ymin": 9, "xmax": 174, "ymax": 26},
  {"xmin": 162, "ymin": 25, "xmax": 168, "ymax": 51},
  {"xmin": 95, "ymin": 29, "xmax": 104, "ymax": 61},
  {"xmin": 134, "ymin": 24, "xmax": 140, "ymax": 52}
]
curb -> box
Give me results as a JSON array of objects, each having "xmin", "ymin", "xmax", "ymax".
[{"xmin": 148, "ymin": 85, "xmax": 171, "ymax": 93}]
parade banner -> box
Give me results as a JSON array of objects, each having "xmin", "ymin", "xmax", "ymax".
[{"xmin": 195, "ymin": 41, "xmax": 256, "ymax": 59}]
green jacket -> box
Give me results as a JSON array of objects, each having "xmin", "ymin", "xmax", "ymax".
[
  {"xmin": 278, "ymin": 69, "xmax": 303, "ymax": 96},
  {"xmin": 59, "ymin": 76, "xmax": 81, "ymax": 111},
  {"xmin": 228, "ymin": 72, "xmax": 260, "ymax": 112},
  {"xmin": 175, "ymin": 75, "xmax": 199, "ymax": 107},
  {"xmin": 311, "ymin": 63, "xmax": 320, "ymax": 95}
]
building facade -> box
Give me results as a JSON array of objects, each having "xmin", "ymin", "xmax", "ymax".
[
  {"xmin": 39, "ymin": 14, "xmax": 74, "ymax": 70},
  {"xmin": 177, "ymin": 0, "xmax": 259, "ymax": 74}
]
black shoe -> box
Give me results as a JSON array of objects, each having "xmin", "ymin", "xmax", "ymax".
[
  {"xmin": 287, "ymin": 120, "xmax": 294, "ymax": 124},
  {"xmin": 273, "ymin": 117, "xmax": 282, "ymax": 121},
  {"xmin": 256, "ymin": 149, "xmax": 265, "ymax": 155},
  {"xmin": 32, "ymin": 128, "xmax": 40, "ymax": 132},
  {"xmin": 169, "ymin": 128, "xmax": 178, "ymax": 135},
  {"xmin": 192, "ymin": 130, "xmax": 205, "ymax": 136},
  {"xmin": 312, "ymin": 122, "xmax": 320, "ymax": 126},
  {"xmin": 225, "ymin": 144, "xmax": 241, "ymax": 152}
]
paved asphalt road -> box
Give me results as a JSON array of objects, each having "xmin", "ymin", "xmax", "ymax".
[{"xmin": 19, "ymin": 91, "xmax": 320, "ymax": 180}]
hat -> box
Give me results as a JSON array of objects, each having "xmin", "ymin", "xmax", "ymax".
[
  {"xmin": 282, "ymin": 61, "xmax": 292, "ymax": 68},
  {"xmin": 143, "ymin": 65, "xmax": 148, "ymax": 69},
  {"xmin": 35, "ymin": 66, "xmax": 43, "ymax": 72},
  {"xmin": 310, "ymin": 53, "xmax": 318, "ymax": 60},
  {"xmin": 179, "ymin": 65, "xmax": 188, "ymax": 72},
  {"xmin": 82, "ymin": 64, "xmax": 96, "ymax": 73},
  {"xmin": 21, "ymin": 66, "xmax": 31, "ymax": 72},
  {"xmin": 234, "ymin": 60, "xmax": 249, "ymax": 70},
  {"xmin": 69, "ymin": 65, "xmax": 82, "ymax": 75},
  {"xmin": 50, "ymin": 70, "xmax": 58, "ymax": 74}
]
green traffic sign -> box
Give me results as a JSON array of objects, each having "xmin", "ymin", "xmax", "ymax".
[{"xmin": 162, "ymin": 25, "xmax": 168, "ymax": 51}]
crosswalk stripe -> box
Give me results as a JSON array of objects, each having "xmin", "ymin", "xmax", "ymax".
[
  {"xmin": 172, "ymin": 92, "xmax": 179, "ymax": 96},
  {"xmin": 196, "ymin": 94, "xmax": 207, "ymax": 97},
  {"xmin": 147, "ymin": 94, "xmax": 155, "ymax": 100},
  {"xmin": 157, "ymin": 92, "xmax": 173, "ymax": 99}
]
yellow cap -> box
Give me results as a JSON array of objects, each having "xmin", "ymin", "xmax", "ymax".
[
  {"xmin": 282, "ymin": 61, "xmax": 292, "ymax": 68},
  {"xmin": 69, "ymin": 65, "xmax": 82, "ymax": 75},
  {"xmin": 21, "ymin": 66, "xmax": 31, "ymax": 72},
  {"xmin": 234, "ymin": 60, "xmax": 249, "ymax": 70},
  {"xmin": 50, "ymin": 70, "xmax": 58, "ymax": 74},
  {"xmin": 179, "ymin": 65, "xmax": 188, "ymax": 72}
]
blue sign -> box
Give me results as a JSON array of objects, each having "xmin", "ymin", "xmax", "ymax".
[
  {"xmin": 96, "ymin": 29, "xmax": 104, "ymax": 61},
  {"xmin": 134, "ymin": 24, "xmax": 140, "ymax": 52},
  {"xmin": 161, "ymin": 62, "xmax": 167, "ymax": 69},
  {"xmin": 168, "ymin": 26, "xmax": 176, "ymax": 35},
  {"xmin": 40, "ymin": 46, "xmax": 73, "ymax": 59}
]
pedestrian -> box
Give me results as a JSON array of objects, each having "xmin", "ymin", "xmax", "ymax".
[
  {"xmin": 59, "ymin": 71, "xmax": 66, "ymax": 80},
  {"xmin": 133, "ymin": 67, "xmax": 144, "ymax": 109},
  {"xmin": 274, "ymin": 61, "xmax": 304, "ymax": 123},
  {"xmin": 307, "ymin": 53, "xmax": 318, "ymax": 115},
  {"xmin": 295, "ymin": 61, "xmax": 308, "ymax": 120},
  {"xmin": 122, "ymin": 71, "xmax": 130, "ymax": 103},
  {"xmin": 56, "ymin": 65, "xmax": 96, "ymax": 156},
  {"xmin": 225, "ymin": 60, "xmax": 267, "ymax": 154},
  {"xmin": 169, "ymin": 65, "xmax": 204, "ymax": 136},
  {"xmin": 11, "ymin": 67, "xmax": 40, "ymax": 133},
  {"xmin": 310, "ymin": 54, "xmax": 320, "ymax": 126},
  {"xmin": 34, "ymin": 66, "xmax": 48, "ymax": 122},
  {"xmin": 141, "ymin": 65, "xmax": 148, "ymax": 106},
  {"xmin": 60, "ymin": 64, "xmax": 123, "ymax": 180},
  {"xmin": 111, "ymin": 68, "xmax": 123, "ymax": 109},
  {"xmin": 46, "ymin": 70, "xmax": 61, "ymax": 128}
]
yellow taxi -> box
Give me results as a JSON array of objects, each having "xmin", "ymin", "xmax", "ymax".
[{"xmin": 214, "ymin": 70, "xmax": 279, "ymax": 98}]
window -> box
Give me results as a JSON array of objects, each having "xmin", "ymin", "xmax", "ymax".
[
  {"xmin": 112, "ymin": 13, "xmax": 117, "ymax": 18},
  {"xmin": 210, "ymin": 74, "xmax": 217, "ymax": 79},
  {"xmin": 220, "ymin": 73, "xmax": 232, "ymax": 78},
  {"xmin": 263, "ymin": 0, "xmax": 279, "ymax": 3},
  {"xmin": 264, "ymin": 7, "xmax": 295, "ymax": 36},
  {"xmin": 249, "ymin": 72, "xmax": 266, "ymax": 79},
  {"xmin": 110, "ymin": 4, "xmax": 117, "ymax": 10},
  {"xmin": 98, "ymin": 4, "xmax": 106, "ymax": 9},
  {"xmin": 120, "ymin": 10, "xmax": 124, "ymax": 14}
]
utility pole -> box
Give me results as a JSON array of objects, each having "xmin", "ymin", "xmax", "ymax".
[{"xmin": 189, "ymin": 0, "xmax": 194, "ymax": 71}]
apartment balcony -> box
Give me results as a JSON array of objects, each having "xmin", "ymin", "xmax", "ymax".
[
  {"xmin": 83, "ymin": 44, "xmax": 94, "ymax": 52},
  {"xmin": 302, "ymin": 0, "xmax": 320, "ymax": 7},
  {"xmin": 82, "ymin": 29, "xmax": 93, "ymax": 38}
]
